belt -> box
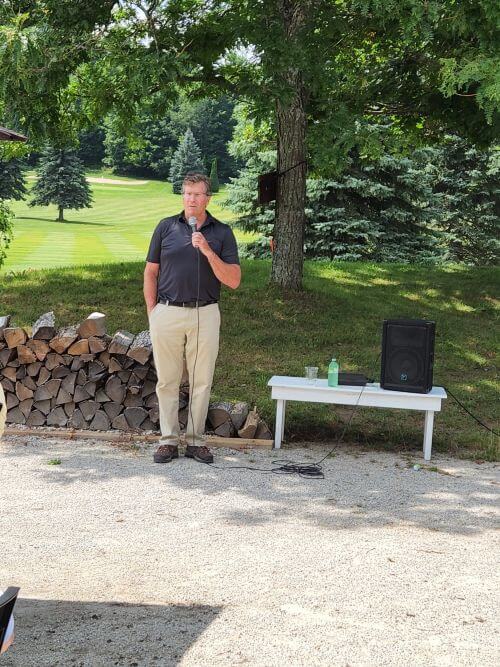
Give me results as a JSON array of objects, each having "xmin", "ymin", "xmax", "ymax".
[{"xmin": 157, "ymin": 299, "xmax": 217, "ymax": 308}]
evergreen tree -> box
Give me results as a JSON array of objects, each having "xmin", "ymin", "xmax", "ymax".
[
  {"xmin": 210, "ymin": 158, "xmax": 220, "ymax": 193},
  {"xmin": 169, "ymin": 129, "xmax": 205, "ymax": 194},
  {"xmin": 169, "ymin": 97, "xmax": 238, "ymax": 180},
  {"xmin": 224, "ymin": 120, "xmax": 444, "ymax": 263},
  {"xmin": 30, "ymin": 146, "xmax": 92, "ymax": 222},
  {"xmin": 432, "ymin": 137, "xmax": 499, "ymax": 265},
  {"xmin": 0, "ymin": 156, "xmax": 26, "ymax": 200}
]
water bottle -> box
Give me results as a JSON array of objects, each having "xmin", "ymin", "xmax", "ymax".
[{"xmin": 328, "ymin": 358, "xmax": 339, "ymax": 387}]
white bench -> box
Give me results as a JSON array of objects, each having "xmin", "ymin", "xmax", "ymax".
[{"xmin": 268, "ymin": 376, "xmax": 447, "ymax": 461}]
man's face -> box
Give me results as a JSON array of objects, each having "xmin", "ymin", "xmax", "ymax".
[{"xmin": 182, "ymin": 181, "xmax": 211, "ymax": 221}]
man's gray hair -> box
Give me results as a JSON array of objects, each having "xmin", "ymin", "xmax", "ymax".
[{"xmin": 182, "ymin": 172, "xmax": 211, "ymax": 196}]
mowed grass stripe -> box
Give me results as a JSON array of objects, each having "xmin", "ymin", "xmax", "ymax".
[
  {"xmin": 3, "ymin": 173, "xmax": 248, "ymax": 272},
  {"xmin": 23, "ymin": 227, "xmax": 77, "ymax": 269},
  {"xmin": 76, "ymin": 233, "xmax": 113, "ymax": 263},
  {"xmin": 100, "ymin": 232, "xmax": 147, "ymax": 259},
  {"xmin": 3, "ymin": 228, "xmax": 48, "ymax": 269}
]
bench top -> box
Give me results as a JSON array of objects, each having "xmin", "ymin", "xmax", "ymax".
[{"xmin": 268, "ymin": 376, "xmax": 446, "ymax": 411}]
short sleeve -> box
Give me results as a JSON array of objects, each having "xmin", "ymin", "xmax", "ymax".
[
  {"xmin": 220, "ymin": 226, "xmax": 240, "ymax": 265},
  {"xmin": 146, "ymin": 222, "xmax": 163, "ymax": 264}
]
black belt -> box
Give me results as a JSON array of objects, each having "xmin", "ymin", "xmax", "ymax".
[{"xmin": 157, "ymin": 299, "xmax": 217, "ymax": 308}]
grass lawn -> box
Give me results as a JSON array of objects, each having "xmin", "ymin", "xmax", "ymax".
[
  {"xmin": 3, "ymin": 170, "xmax": 255, "ymax": 273},
  {"xmin": 1, "ymin": 260, "xmax": 498, "ymax": 460}
]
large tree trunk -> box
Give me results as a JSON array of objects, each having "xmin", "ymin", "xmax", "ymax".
[
  {"xmin": 58, "ymin": 205, "xmax": 64, "ymax": 222},
  {"xmin": 272, "ymin": 78, "xmax": 307, "ymax": 290},
  {"xmin": 271, "ymin": 1, "xmax": 309, "ymax": 290}
]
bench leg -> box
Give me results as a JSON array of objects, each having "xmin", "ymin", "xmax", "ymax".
[
  {"xmin": 274, "ymin": 399, "xmax": 286, "ymax": 449},
  {"xmin": 423, "ymin": 411, "xmax": 434, "ymax": 461}
]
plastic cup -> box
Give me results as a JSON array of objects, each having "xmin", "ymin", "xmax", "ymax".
[{"xmin": 305, "ymin": 366, "xmax": 319, "ymax": 381}]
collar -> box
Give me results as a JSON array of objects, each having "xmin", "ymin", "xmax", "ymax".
[{"xmin": 179, "ymin": 211, "xmax": 214, "ymax": 231}]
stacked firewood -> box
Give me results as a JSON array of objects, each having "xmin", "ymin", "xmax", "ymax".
[{"xmin": 0, "ymin": 312, "xmax": 272, "ymax": 438}]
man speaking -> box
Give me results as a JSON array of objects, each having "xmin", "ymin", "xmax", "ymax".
[{"xmin": 144, "ymin": 173, "xmax": 241, "ymax": 464}]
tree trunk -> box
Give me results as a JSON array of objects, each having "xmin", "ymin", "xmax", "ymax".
[
  {"xmin": 58, "ymin": 205, "xmax": 64, "ymax": 222},
  {"xmin": 272, "ymin": 79, "xmax": 307, "ymax": 290},
  {"xmin": 271, "ymin": 1, "xmax": 309, "ymax": 290}
]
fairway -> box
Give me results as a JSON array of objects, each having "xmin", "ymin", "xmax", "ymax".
[{"xmin": 3, "ymin": 172, "xmax": 252, "ymax": 273}]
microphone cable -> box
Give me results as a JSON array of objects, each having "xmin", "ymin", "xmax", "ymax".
[
  {"xmin": 206, "ymin": 354, "xmax": 382, "ymax": 479},
  {"xmin": 187, "ymin": 219, "xmax": 201, "ymax": 450}
]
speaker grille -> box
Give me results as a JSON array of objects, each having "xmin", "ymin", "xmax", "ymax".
[
  {"xmin": 387, "ymin": 349, "xmax": 424, "ymax": 385},
  {"xmin": 381, "ymin": 319, "xmax": 435, "ymax": 393},
  {"xmin": 388, "ymin": 324, "xmax": 427, "ymax": 349}
]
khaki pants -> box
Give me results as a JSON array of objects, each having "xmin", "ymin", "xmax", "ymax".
[
  {"xmin": 149, "ymin": 303, "xmax": 220, "ymax": 447},
  {"xmin": 0, "ymin": 384, "xmax": 6, "ymax": 440}
]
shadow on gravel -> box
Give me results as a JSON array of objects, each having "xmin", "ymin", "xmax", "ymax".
[
  {"xmin": 2, "ymin": 437, "xmax": 499, "ymax": 537},
  {"xmin": 1, "ymin": 597, "xmax": 221, "ymax": 667}
]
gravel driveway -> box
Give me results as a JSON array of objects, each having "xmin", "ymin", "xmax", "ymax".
[{"xmin": 1, "ymin": 435, "xmax": 498, "ymax": 667}]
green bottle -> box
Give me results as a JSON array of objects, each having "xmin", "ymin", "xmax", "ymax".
[{"xmin": 328, "ymin": 358, "xmax": 339, "ymax": 387}]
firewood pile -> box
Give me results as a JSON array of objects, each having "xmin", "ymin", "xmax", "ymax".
[{"xmin": 0, "ymin": 312, "xmax": 272, "ymax": 439}]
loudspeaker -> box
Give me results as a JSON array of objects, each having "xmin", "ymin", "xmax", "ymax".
[
  {"xmin": 381, "ymin": 319, "xmax": 435, "ymax": 393},
  {"xmin": 258, "ymin": 171, "xmax": 278, "ymax": 204}
]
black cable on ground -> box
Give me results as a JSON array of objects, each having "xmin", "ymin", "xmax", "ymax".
[
  {"xmin": 206, "ymin": 355, "xmax": 382, "ymax": 479},
  {"xmin": 442, "ymin": 385, "xmax": 499, "ymax": 436}
]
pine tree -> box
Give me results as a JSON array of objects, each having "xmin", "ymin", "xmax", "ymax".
[
  {"xmin": 30, "ymin": 147, "xmax": 92, "ymax": 221},
  {"xmin": 0, "ymin": 157, "xmax": 26, "ymax": 200},
  {"xmin": 432, "ymin": 137, "xmax": 499, "ymax": 265},
  {"xmin": 225, "ymin": 147, "xmax": 443, "ymax": 263},
  {"xmin": 210, "ymin": 158, "xmax": 220, "ymax": 193},
  {"xmin": 169, "ymin": 129, "xmax": 205, "ymax": 194}
]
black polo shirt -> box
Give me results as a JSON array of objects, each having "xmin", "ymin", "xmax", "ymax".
[{"xmin": 146, "ymin": 211, "xmax": 240, "ymax": 302}]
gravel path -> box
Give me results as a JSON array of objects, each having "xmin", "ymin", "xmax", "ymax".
[{"xmin": 1, "ymin": 435, "xmax": 499, "ymax": 667}]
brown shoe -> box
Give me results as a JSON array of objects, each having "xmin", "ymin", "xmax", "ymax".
[
  {"xmin": 185, "ymin": 445, "xmax": 214, "ymax": 464},
  {"xmin": 153, "ymin": 444, "xmax": 179, "ymax": 463}
]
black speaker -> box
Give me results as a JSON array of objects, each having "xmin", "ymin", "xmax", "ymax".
[
  {"xmin": 258, "ymin": 171, "xmax": 278, "ymax": 204},
  {"xmin": 381, "ymin": 319, "xmax": 435, "ymax": 393}
]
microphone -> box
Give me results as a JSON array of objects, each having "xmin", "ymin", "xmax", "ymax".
[{"xmin": 188, "ymin": 216, "xmax": 199, "ymax": 255}]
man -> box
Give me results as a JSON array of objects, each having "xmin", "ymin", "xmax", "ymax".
[{"xmin": 144, "ymin": 173, "xmax": 241, "ymax": 464}]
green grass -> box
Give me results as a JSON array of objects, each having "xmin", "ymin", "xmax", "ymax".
[
  {"xmin": 1, "ymin": 260, "xmax": 498, "ymax": 460},
  {"xmin": 3, "ymin": 170, "xmax": 255, "ymax": 273}
]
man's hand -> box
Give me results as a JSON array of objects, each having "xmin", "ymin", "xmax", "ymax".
[
  {"xmin": 191, "ymin": 232, "xmax": 241, "ymax": 289},
  {"xmin": 191, "ymin": 231, "xmax": 214, "ymax": 258},
  {"xmin": 144, "ymin": 262, "xmax": 160, "ymax": 317}
]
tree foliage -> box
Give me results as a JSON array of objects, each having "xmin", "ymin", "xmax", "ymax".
[
  {"xmin": 101, "ymin": 96, "xmax": 237, "ymax": 180},
  {"xmin": 210, "ymin": 158, "xmax": 220, "ymax": 193},
  {"xmin": 1, "ymin": 1, "xmax": 499, "ymax": 285},
  {"xmin": 0, "ymin": 200, "xmax": 13, "ymax": 270},
  {"xmin": 225, "ymin": 114, "xmax": 498, "ymax": 266},
  {"xmin": 169, "ymin": 128, "xmax": 205, "ymax": 194},
  {"xmin": 77, "ymin": 127, "xmax": 106, "ymax": 167},
  {"xmin": 30, "ymin": 146, "xmax": 92, "ymax": 221},
  {"xmin": 0, "ymin": 157, "xmax": 26, "ymax": 201},
  {"xmin": 431, "ymin": 137, "xmax": 500, "ymax": 264}
]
